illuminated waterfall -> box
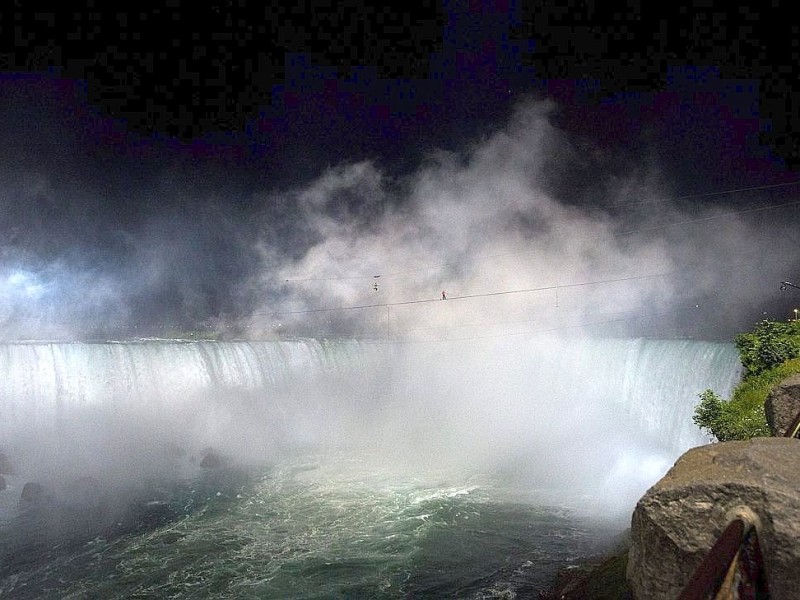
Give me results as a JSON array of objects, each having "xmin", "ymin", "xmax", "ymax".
[{"xmin": 0, "ymin": 336, "xmax": 740, "ymax": 503}]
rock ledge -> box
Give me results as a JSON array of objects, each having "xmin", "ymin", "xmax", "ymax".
[{"xmin": 627, "ymin": 438, "xmax": 800, "ymax": 600}]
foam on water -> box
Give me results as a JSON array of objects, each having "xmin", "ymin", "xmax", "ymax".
[{"xmin": 2, "ymin": 451, "xmax": 619, "ymax": 598}]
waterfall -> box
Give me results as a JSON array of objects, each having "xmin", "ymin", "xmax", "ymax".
[{"xmin": 0, "ymin": 336, "xmax": 740, "ymax": 507}]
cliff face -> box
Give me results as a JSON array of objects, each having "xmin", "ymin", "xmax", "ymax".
[{"xmin": 626, "ymin": 438, "xmax": 800, "ymax": 599}]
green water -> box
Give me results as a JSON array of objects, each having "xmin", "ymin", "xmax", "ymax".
[{"xmin": 0, "ymin": 453, "xmax": 620, "ymax": 599}]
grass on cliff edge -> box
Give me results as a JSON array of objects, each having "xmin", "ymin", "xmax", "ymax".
[
  {"xmin": 694, "ymin": 319, "xmax": 800, "ymax": 442},
  {"xmin": 544, "ymin": 550, "xmax": 631, "ymax": 600},
  {"xmin": 542, "ymin": 531, "xmax": 632, "ymax": 600}
]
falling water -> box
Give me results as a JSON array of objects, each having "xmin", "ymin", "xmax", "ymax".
[{"xmin": 0, "ymin": 335, "xmax": 740, "ymax": 598}]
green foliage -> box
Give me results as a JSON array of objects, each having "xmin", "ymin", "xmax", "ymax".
[
  {"xmin": 693, "ymin": 389, "xmax": 728, "ymax": 441},
  {"xmin": 694, "ymin": 317, "xmax": 800, "ymax": 442},
  {"xmin": 693, "ymin": 387, "xmax": 770, "ymax": 442},
  {"xmin": 734, "ymin": 319, "xmax": 800, "ymax": 377},
  {"xmin": 546, "ymin": 550, "xmax": 631, "ymax": 600},
  {"xmin": 733, "ymin": 357, "xmax": 800, "ymax": 410}
]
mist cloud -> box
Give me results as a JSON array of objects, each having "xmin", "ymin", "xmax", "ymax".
[
  {"xmin": 245, "ymin": 97, "xmax": 799, "ymax": 341},
  {"xmin": 1, "ymin": 95, "xmax": 797, "ymax": 341}
]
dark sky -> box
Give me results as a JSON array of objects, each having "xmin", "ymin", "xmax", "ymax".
[{"xmin": 1, "ymin": 2, "xmax": 799, "ymax": 341}]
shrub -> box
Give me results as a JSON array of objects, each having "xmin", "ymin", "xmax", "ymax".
[
  {"xmin": 734, "ymin": 319, "xmax": 800, "ymax": 377},
  {"xmin": 693, "ymin": 388, "xmax": 770, "ymax": 442},
  {"xmin": 693, "ymin": 319, "xmax": 800, "ymax": 442}
]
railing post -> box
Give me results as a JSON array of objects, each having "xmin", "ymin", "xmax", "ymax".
[
  {"xmin": 677, "ymin": 511, "xmax": 769, "ymax": 600},
  {"xmin": 784, "ymin": 408, "xmax": 800, "ymax": 438}
]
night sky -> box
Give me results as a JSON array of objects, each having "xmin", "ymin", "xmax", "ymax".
[{"xmin": 1, "ymin": 2, "xmax": 799, "ymax": 341}]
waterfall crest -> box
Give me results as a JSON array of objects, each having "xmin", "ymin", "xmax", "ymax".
[{"xmin": 0, "ymin": 336, "xmax": 740, "ymax": 504}]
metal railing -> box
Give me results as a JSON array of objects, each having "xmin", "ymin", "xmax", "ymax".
[
  {"xmin": 677, "ymin": 512, "xmax": 769, "ymax": 599},
  {"xmin": 784, "ymin": 408, "xmax": 800, "ymax": 439}
]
